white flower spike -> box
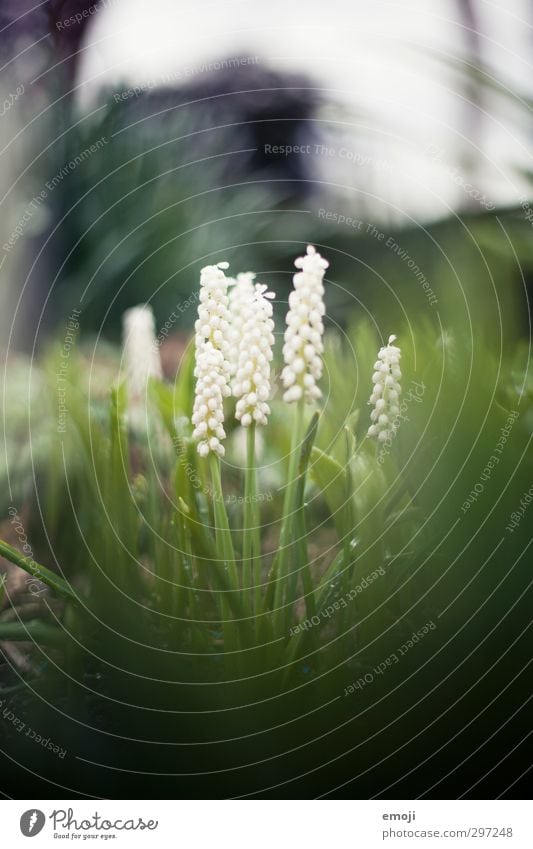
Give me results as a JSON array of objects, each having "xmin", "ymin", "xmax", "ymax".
[
  {"xmin": 232, "ymin": 280, "xmax": 276, "ymax": 427},
  {"xmin": 368, "ymin": 334, "xmax": 402, "ymax": 442},
  {"xmin": 281, "ymin": 245, "xmax": 329, "ymax": 403},
  {"xmin": 122, "ymin": 304, "xmax": 162, "ymax": 420},
  {"xmin": 228, "ymin": 272, "xmax": 255, "ymax": 378},
  {"xmin": 192, "ymin": 262, "xmax": 232, "ymax": 458}
]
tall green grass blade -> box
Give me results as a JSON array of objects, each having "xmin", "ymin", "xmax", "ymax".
[
  {"xmin": 0, "ymin": 541, "xmax": 77, "ymax": 603},
  {"xmin": 267, "ymin": 399, "xmax": 305, "ymax": 627},
  {"xmin": 242, "ymin": 424, "xmax": 261, "ymax": 623},
  {"xmin": 288, "ymin": 411, "xmax": 320, "ymax": 620},
  {"xmin": 309, "ymin": 446, "xmax": 348, "ymax": 536},
  {"xmin": 0, "ymin": 573, "xmax": 6, "ymax": 609},
  {"xmin": 0, "ymin": 619, "xmax": 68, "ymax": 646},
  {"xmin": 208, "ymin": 454, "xmax": 248, "ymax": 655}
]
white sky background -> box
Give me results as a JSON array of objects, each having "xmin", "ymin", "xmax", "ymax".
[{"xmin": 77, "ymin": 0, "xmax": 533, "ymax": 223}]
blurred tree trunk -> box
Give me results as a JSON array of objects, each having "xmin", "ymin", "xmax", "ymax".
[{"xmin": 0, "ymin": 0, "xmax": 98, "ymax": 86}]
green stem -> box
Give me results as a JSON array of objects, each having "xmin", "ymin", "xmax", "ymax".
[
  {"xmin": 0, "ymin": 619, "xmax": 68, "ymax": 646},
  {"xmin": 208, "ymin": 452, "xmax": 241, "ymax": 654},
  {"xmin": 251, "ymin": 491, "xmax": 262, "ymax": 625},
  {"xmin": 176, "ymin": 503, "xmax": 203, "ymax": 650},
  {"xmin": 269, "ymin": 399, "xmax": 305, "ymax": 631},
  {"xmin": 208, "ymin": 453, "xmax": 237, "ymax": 581},
  {"xmin": 242, "ymin": 424, "xmax": 257, "ymax": 593},
  {"xmin": 0, "ymin": 540, "xmax": 77, "ymax": 603},
  {"xmin": 291, "ymin": 414, "xmax": 320, "ymax": 623}
]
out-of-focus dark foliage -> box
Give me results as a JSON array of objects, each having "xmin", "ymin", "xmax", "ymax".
[
  {"xmin": 1, "ymin": 1, "xmax": 530, "ymax": 348},
  {"xmin": 0, "ymin": 0, "xmax": 94, "ymax": 75},
  {"xmin": 10, "ymin": 81, "xmax": 531, "ymax": 349}
]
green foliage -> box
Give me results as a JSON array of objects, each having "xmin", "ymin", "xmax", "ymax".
[
  {"xmin": 2, "ymin": 317, "xmax": 530, "ymax": 664},
  {"xmin": 0, "ymin": 314, "xmax": 530, "ymax": 797}
]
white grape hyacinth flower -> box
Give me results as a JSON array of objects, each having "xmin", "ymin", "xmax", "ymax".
[
  {"xmin": 368, "ymin": 335, "xmax": 402, "ymax": 442},
  {"xmin": 232, "ymin": 281, "xmax": 276, "ymax": 427},
  {"xmin": 281, "ymin": 245, "xmax": 329, "ymax": 403},
  {"xmin": 228, "ymin": 272, "xmax": 255, "ymax": 378},
  {"xmin": 122, "ymin": 304, "xmax": 162, "ymax": 425},
  {"xmin": 192, "ymin": 261, "xmax": 232, "ymax": 458}
]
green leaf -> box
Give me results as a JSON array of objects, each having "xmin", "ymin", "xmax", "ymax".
[
  {"xmin": 293, "ymin": 412, "xmax": 320, "ymax": 620},
  {"xmin": 0, "ymin": 540, "xmax": 77, "ymax": 602},
  {"xmin": 172, "ymin": 343, "xmax": 196, "ymax": 418},
  {"xmin": 298, "ymin": 411, "xmax": 320, "ymax": 480},
  {"xmin": 309, "ymin": 446, "xmax": 350, "ymax": 535},
  {"xmin": 150, "ymin": 379, "xmax": 178, "ymax": 441},
  {"xmin": 0, "ymin": 619, "xmax": 68, "ymax": 646}
]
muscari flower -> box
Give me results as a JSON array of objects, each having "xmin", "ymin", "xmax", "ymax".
[
  {"xmin": 367, "ymin": 334, "xmax": 402, "ymax": 442},
  {"xmin": 122, "ymin": 304, "xmax": 162, "ymax": 423},
  {"xmin": 228, "ymin": 272, "xmax": 255, "ymax": 377},
  {"xmin": 192, "ymin": 262, "xmax": 232, "ymax": 457},
  {"xmin": 281, "ymin": 245, "xmax": 329, "ymax": 403},
  {"xmin": 231, "ymin": 278, "xmax": 276, "ymax": 427}
]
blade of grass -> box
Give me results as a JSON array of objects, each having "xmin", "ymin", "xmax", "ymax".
[
  {"xmin": 0, "ymin": 573, "xmax": 6, "ymax": 608},
  {"xmin": 0, "ymin": 540, "xmax": 77, "ymax": 603},
  {"xmin": 265, "ymin": 399, "xmax": 305, "ymax": 625},
  {"xmin": 107, "ymin": 385, "xmax": 139, "ymax": 592},
  {"xmin": 208, "ymin": 453, "xmax": 238, "ymax": 585},
  {"xmin": 242, "ymin": 424, "xmax": 261, "ymax": 622},
  {"xmin": 288, "ymin": 411, "xmax": 320, "ymax": 622},
  {"xmin": 0, "ymin": 619, "xmax": 68, "ymax": 646},
  {"xmin": 208, "ymin": 452, "xmax": 246, "ymax": 656},
  {"xmin": 174, "ymin": 500, "xmax": 207, "ymax": 653}
]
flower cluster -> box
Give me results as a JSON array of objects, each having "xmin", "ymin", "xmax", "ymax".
[
  {"xmin": 133, "ymin": 251, "xmax": 410, "ymax": 464},
  {"xmin": 228, "ymin": 272, "xmax": 255, "ymax": 377},
  {"xmin": 122, "ymin": 304, "xmax": 162, "ymax": 421},
  {"xmin": 232, "ymin": 281, "xmax": 276, "ymax": 427},
  {"xmin": 191, "ymin": 262, "xmax": 232, "ymax": 457},
  {"xmin": 281, "ymin": 245, "xmax": 328, "ymax": 403},
  {"xmin": 368, "ymin": 335, "xmax": 402, "ymax": 442}
]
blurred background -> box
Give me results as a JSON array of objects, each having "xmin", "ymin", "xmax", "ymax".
[
  {"xmin": 0, "ymin": 0, "xmax": 532, "ymax": 800},
  {"xmin": 0, "ymin": 0, "xmax": 532, "ymax": 352}
]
